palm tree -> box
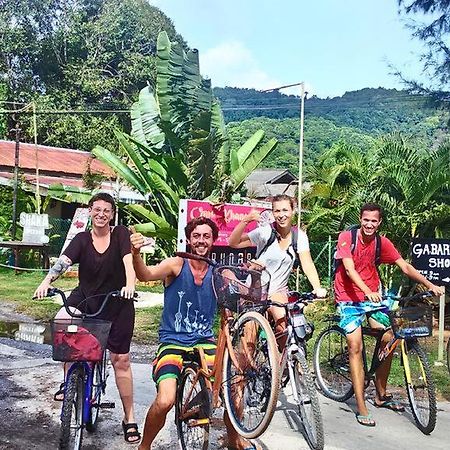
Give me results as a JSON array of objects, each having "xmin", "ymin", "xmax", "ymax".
[
  {"xmin": 93, "ymin": 31, "xmax": 277, "ymax": 240},
  {"xmin": 304, "ymin": 135, "xmax": 450, "ymax": 252}
]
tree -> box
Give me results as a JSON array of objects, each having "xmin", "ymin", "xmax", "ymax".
[
  {"xmin": 304, "ymin": 134, "xmax": 450, "ymax": 252},
  {"xmin": 397, "ymin": 0, "xmax": 450, "ymax": 96},
  {"xmin": 92, "ymin": 31, "xmax": 277, "ymax": 241},
  {"xmin": 0, "ymin": 0, "xmax": 185, "ymax": 148}
]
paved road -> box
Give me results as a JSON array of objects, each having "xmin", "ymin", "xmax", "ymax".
[{"xmin": 1, "ymin": 337, "xmax": 450, "ymax": 450}]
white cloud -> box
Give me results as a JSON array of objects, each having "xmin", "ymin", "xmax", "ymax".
[
  {"xmin": 200, "ymin": 41, "xmax": 280, "ymax": 91},
  {"xmin": 199, "ymin": 41, "xmax": 315, "ymax": 97}
]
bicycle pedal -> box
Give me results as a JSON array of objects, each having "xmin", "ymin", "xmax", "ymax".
[
  {"xmin": 188, "ymin": 418, "xmax": 209, "ymax": 427},
  {"xmin": 99, "ymin": 402, "xmax": 116, "ymax": 409}
]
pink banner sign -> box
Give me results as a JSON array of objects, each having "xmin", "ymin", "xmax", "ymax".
[{"xmin": 177, "ymin": 199, "xmax": 273, "ymax": 250}]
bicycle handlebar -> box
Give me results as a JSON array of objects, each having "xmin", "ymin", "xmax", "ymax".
[
  {"xmin": 396, "ymin": 290, "xmax": 434, "ymax": 307},
  {"xmin": 175, "ymin": 251, "xmax": 217, "ymax": 266},
  {"xmin": 269, "ymin": 291, "xmax": 318, "ymax": 309},
  {"xmin": 36, "ymin": 287, "xmax": 137, "ymax": 318}
]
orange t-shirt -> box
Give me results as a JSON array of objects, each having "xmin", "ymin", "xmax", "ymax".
[{"xmin": 334, "ymin": 230, "xmax": 401, "ymax": 302}]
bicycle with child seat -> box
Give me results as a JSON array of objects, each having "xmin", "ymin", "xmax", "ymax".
[
  {"xmin": 313, "ymin": 291, "xmax": 437, "ymax": 434},
  {"xmin": 261, "ymin": 292, "xmax": 324, "ymax": 450},
  {"xmin": 173, "ymin": 252, "xmax": 280, "ymax": 449},
  {"xmin": 40, "ymin": 288, "xmax": 134, "ymax": 450}
]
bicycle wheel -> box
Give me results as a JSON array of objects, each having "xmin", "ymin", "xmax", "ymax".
[
  {"xmin": 59, "ymin": 367, "xmax": 84, "ymax": 450},
  {"xmin": 289, "ymin": 352, "xmax": 324, "ymax": 450},
  {"xmin": 403, "ymin": 339, "xmax": 437, "ymax": 434},
  {"xmin": 175, "ymin": 364, "xmax": 210, "ymax": 450},
  {"xmin": 86, "ymin": 355, "xmax": 106, "ymax": 432},
  {"xmin": 222, "ymin": 310, "xmax": 280, "ymax": 439},
  {"xmin": 313, "ymin": 326, "xmax": 353, "ymax": 402}
]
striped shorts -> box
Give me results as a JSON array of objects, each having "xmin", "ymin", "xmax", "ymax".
[
  {"xmin": 152, "ymin": 341, "xmax": 216, "ymax": 386},
  {"xmin": 337, "ymin": 299, "xmax": 393, "ymax": 335}
]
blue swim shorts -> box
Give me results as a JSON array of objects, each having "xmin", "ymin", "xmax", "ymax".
[{"xmin": 337, "ymin": 299, "xmax": 393, "ymax": 335}]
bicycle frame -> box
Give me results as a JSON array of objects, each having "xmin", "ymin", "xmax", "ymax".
[
  {"xmin": 177, "ymin": 303, "xmax": 265, "ymax": 426},
  {"xmin": 62, "ymin": 351, "xmax": 108, "ymax": 425},
  {"xmin": 361, "ymin": 327, "xmax": 428, "ymax": 389}
]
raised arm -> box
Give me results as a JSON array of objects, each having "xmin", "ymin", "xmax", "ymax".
[
  {"xmin": 34, "ymin": 255, "xmax": 73, "ymax": 299},
  {"xmin": 130, "ymin": 229, "xmax": 181, "ymax": 282},
  {"xmin": 228, "ymin": 210, "xmax": 260, "ymax": 248}
]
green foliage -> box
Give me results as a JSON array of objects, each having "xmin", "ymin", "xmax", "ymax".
[
  {"xmin": 226, "ymin": 116, "xmax": 376, "ymax": 173},
  {"xmin": 398, "ymin": 0, "xmax": 450, "ymax": 95},
  {"xmin": 92, "ymin": 31, "xmax": 277, "ymax": 244},
  {"xmin": 303, "ymin": 135, "xmax": 450, "ymax": 254},
  {"xmin": 0, "ymin": 0, "xmax": 185, "ymax": 149},
  {"xmin": 0, "ymin": 183, "xmax": 33, "ymax": 240}
]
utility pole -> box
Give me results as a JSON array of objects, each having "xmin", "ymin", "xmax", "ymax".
[{"xmin": 11, "ymin": 123, "xmax": 21, "ymax": 240}]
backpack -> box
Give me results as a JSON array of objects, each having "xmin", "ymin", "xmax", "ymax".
[
  {"xmin": 333, "ymin": 226, "xmax": 381, "ymax": 278},
  {"xmin": 256, "ymin": 224, "xmax": 301, "ymax": 269}
]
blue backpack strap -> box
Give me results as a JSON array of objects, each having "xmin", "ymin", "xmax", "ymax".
[{"xmin": 375, "ymin": 234, "xmax": 381, "ymax": 265}]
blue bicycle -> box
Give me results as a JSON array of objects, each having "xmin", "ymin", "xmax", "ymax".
[{"xmin": 45, "ymin": 288, "xmax": 127, "ymax": 450}]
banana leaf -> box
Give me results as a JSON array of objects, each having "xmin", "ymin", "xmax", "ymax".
[
  {"xmin": 231, "ymin": 138, "xmax": 278, "ymax": 188},
  {"xmin": 235, "ymin": 130, "xmax": 265, "ymax": 167},
  {"xmin": 92, "ymin": 145, "xmax": 147, "ymax": 193},
  {"xmin": 131, "ymin": 86, "xmax": 165, "ymax": 150},
  {"xmin": 47, "ymin": 184, "xmax": 93, "ymax": 204}
]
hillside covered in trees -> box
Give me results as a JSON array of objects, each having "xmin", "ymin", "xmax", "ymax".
[{"xmin": 214, "ymin": 87, "xmax": 449, "ymax": 173}]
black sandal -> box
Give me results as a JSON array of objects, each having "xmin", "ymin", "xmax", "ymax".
[
  {"xmin": 53, "ymin": 382, "xmax": 65, "ymax": 401},
  {"xmin": 121, "ymin": 421, "xmax": 141, "ymax": 444}
]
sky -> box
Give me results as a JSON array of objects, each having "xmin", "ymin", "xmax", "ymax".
[{"xmin": 151, "ymin": 0, "xmax": 426, "ymax": 98}]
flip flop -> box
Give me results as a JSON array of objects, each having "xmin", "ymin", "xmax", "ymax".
[
  {"xmin": 356, "ymin": 412, "xmax": 376, "ymax": 427},
  {"xmin": 374, "ymin": 399, "xmax": 405, "ymax": 412},
  {"xmin": 53, "ymin": 382, "xmax": 65, "ymax": 401}
]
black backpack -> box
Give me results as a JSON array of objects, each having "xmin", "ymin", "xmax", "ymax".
[
  {"xmin": 333, "ymin": 226, "xmax": 381, "ymax": 277},
  {"xmin": 256, "ymin": 224, "xmax": 301, "ymax": 269}
]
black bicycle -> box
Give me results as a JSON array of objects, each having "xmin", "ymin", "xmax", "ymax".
[
  {"xmin": 267, "ymin": 292, "xmax": 324, "ymax": 450},
  {"xmin": 313, "ymin": 291, "xmax": 437, "ymax": 434}
]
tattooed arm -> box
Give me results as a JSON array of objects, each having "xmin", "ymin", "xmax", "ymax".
[{"xmin": 34, "ymin": 255, "xmax": 73, "ymax": 299}]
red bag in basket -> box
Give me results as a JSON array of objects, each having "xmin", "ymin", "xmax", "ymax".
[{"xmin": 55, "ymin": 326, "xmax": 103, "ymax": 361}]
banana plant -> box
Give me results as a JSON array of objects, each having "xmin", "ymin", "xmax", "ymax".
[{"xmin": 91, "ymin": 31, "xmax": 278, "ymax": 241}]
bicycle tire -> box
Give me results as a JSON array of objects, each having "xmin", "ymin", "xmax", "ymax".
[
  {"xmin": 175, "ymin": 364, "xmax": 210, "ymax": 450},
  {"xmin": 403, "ymin": 339, "xmax": 437, "ymax": 434},
  {"xmin": 222, "ymin": 310, "xmax": 280, "ymax": 439},
  {"xmin": 86, "ymin": 355, "xmax": 106, "ymax": 432},
  {"xmin": 289, "ymin": 352, "xmax": 324, "ymax": 450},
  {"xmin": 313, "ymin": 326, "xmax": 353, "ymax": 402},
  {"xmin": 59, "ymin": 367, "xmax": 84, "ymax": 450}
]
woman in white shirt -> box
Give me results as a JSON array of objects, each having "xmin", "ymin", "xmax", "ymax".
[{"xmin": 228, "ymin": 194, "xmax": 326, "ymax": 347}]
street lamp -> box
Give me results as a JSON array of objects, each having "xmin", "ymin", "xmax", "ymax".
[{"xmin": 261, "ymin": 81, "xmax": 307, "ymax": 225}]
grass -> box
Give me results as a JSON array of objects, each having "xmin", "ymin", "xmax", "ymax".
[
  {"xmin": 306, "ymin": 302, "xmax": 450, "ymax": 402},
  {"xmin": 2, "ymin": 267, "xmax": 449, "ymax": 397},
  {"xmin": 0, "ymin": 268, "xmax": 163, "ymax": 344}
]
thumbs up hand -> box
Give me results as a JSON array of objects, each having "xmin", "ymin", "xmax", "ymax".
[{"xmin": 129, "ymin": 225, "xmax": 145, "ymax": 255}]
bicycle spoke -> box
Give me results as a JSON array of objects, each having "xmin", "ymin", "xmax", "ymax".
[{"xmin": 313, "ymin": 326, "xmax": 353, "ymax": 402}]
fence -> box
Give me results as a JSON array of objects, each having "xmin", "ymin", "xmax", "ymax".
[
  {"xmin": 48, "ymin": 217, "xmax": 71, "ymax": 257},
  {"xmin": 295, "ymin": 237, "xmax": 336, "ymax": 291}
]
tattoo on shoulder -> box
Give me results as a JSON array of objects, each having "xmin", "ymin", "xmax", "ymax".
[{"xmin": 49, "ymin": 255, "xmax": 72, "ymax": 279}]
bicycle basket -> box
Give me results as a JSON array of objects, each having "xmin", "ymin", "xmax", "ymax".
[
  {"xmin": 389, "ymin": 305, "xmax": 433, "ymax": 339},
  {"xmin": 50, "ymin": 318, "xmax": 112, "ymax": 362},
  {"xmin": 212, "ymin": 265, "xmax": 270, "ymax": 313}
]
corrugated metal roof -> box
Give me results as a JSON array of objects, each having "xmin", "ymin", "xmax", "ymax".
[{"xmin": 0, "ymin": 139, "xmax": 114, "ymax": 177}]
